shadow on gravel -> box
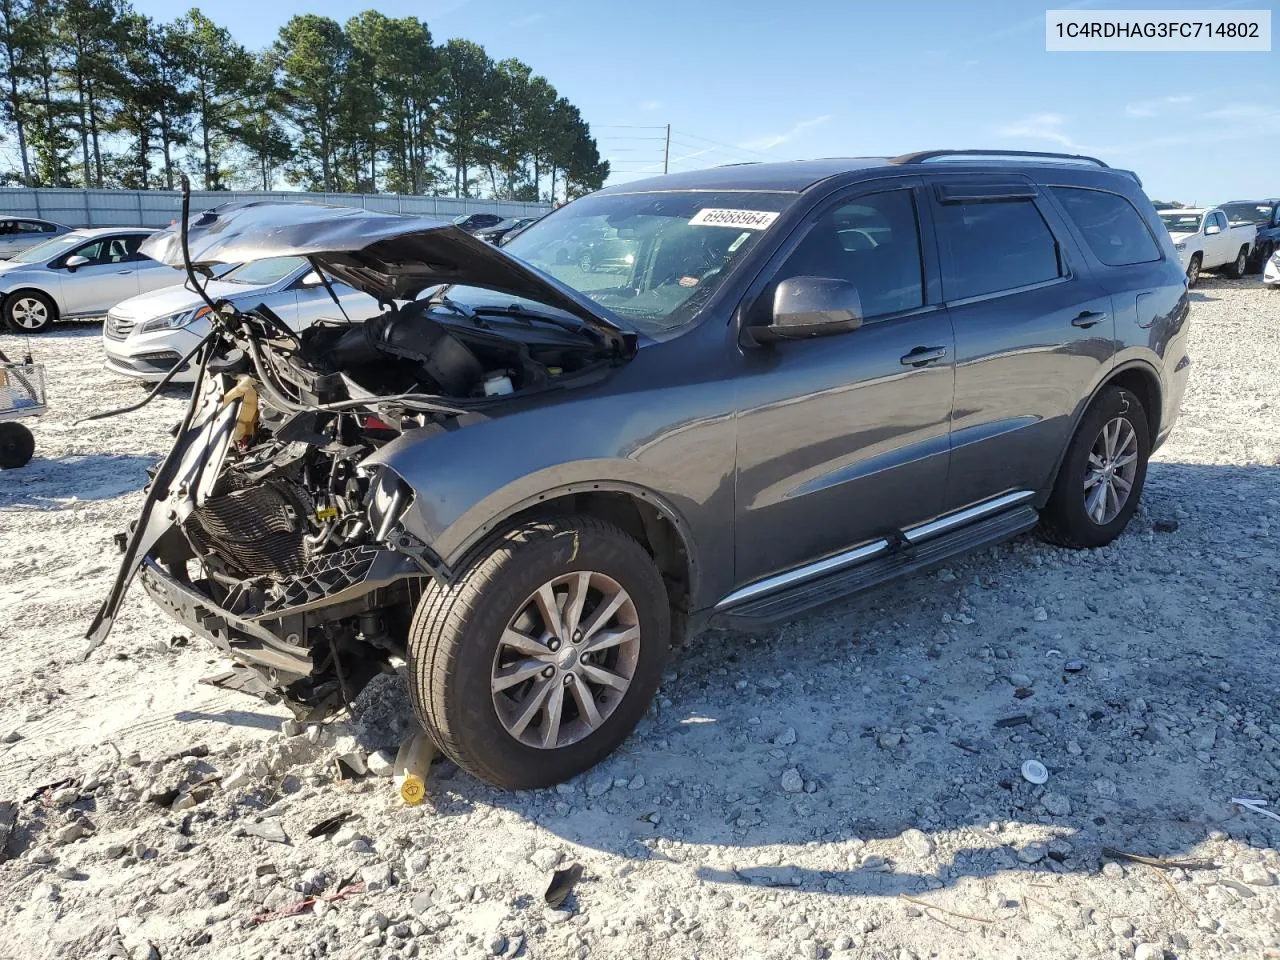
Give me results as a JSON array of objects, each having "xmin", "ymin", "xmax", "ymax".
[
  {"xmin": 0, "ymin": 453, "xmax": 153, "ymax": 508},
  {"xmin": 349, "ymin": 459, "xmax": 1280, "ymax": 899},
  {"xmin": 174, "ymin": 709, "xmax": 286, "ymax": 733}
]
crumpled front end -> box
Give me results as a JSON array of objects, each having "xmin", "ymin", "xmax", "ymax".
[{"xmin": 96, "ymin": 370, "xmax": 444, "ymax": 716}]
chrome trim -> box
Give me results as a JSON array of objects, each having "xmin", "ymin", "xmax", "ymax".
[
  {"xmin": 903, "ymin": 490, "xmax": 1035, "ymax": 544},
  {"xmin": 715, "ymin": 539, "xmax": 890, "ymax": 610}
]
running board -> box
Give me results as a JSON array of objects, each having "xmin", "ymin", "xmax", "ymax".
[{"xmin": 709, "ymin": 504, "xmax": 1039, "ymax": 628}]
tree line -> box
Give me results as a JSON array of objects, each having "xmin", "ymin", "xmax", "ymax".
[{"xmin": 0, "ymin": 1, "xmax": 610, "ymax": 200}]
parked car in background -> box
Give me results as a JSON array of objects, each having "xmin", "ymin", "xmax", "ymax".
[
  {"xmin": 0, "ymin": 218, "xmax": 70, "ymax": 259},
  {"xmin": 0, "ymin": 228, "xmax": 177, "ymax": 332},
  {"xmin": 94, "ymin": 151, "xmax": 1190, "ymax": 789},
  {"xmin": 1220, "ymin": 199, "xmax": 1280, "ymax": 271},
  {"xmin": 1158, "ymin": 206, "xmax": 1255, "ymax": 285},
  {"xmin": 1264, "ymin": 248, "xmax": 1280, "ymax": 288},
  {"xmin": 474, "ymin": 216, "xmax": 540, "ymax": 246},
  {"xmin": 103, "ymin": 256, "xmax": 381, "ymax": 382},
  {"xmin": 452, "ymin": 213, "xmax": 504, "ymax": 234}
]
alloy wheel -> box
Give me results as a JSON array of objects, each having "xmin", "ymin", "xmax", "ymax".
[
  {"xmin": 1083, "ymin": 416, "xmax": 1139, "ymax": 525},
  {"xmin": 10, "ymin": 297, "xmax": 48, "ymax": 331},
  {"xmin": 1187, "ymin": 258, "xmax": 1200, "ymax": 285},
  {"xmin": 491, "ymin": 570, "xmax": 641, "ymax": 749}
]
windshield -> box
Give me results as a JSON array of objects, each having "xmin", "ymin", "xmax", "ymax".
[
  {"xmin": 450, "ymin": 190, "xmax": 795, "ymax": 337},
  {"xmin": 220, "ymin": 256, "xmax": 306, "ymax": 286},
  {"xmin": 1160, "ymin": 212, "xmax": 1203, "ymax": 232},
  {"xmin": 10, "ymin": 233, "xmax": 86, "ymax": 264},
  {"xmin": 1221, "ymin": 202, "xmax": 1273, "ymax": 225}
]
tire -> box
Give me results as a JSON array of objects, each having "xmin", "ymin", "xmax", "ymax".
[
  {"xmin": 3, "ymin": 290, "xmax": 57, "ymax": 333},
  {"xmin": 1040, "ymin": 385, "xmax": 1150, "ymax": 549},
  {"xmin": 1251, "ymin": 240, "xmax": 1273, "ymax": 274},
  {"xmin": 407, "ymin": 516, "xmax": 670, "ymax": 789},
  {"xmin": 0, "ymin": 421, "xmax": 35, "ymax": 469},
  {"xmin": 1185, "ymin": 253, "xmax": 1202, "ymax": 287},
  {"xmin": 1223, "ymin": 246, "xmax": 1248, "ymax": 280}
]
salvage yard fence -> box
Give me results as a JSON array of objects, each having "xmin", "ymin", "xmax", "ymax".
[{"xmin": 0, "ymin": 188, "xmax": 551, "ymax": 229}]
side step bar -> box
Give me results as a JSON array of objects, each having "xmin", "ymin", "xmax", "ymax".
[{"xmin": 709, "ymin": 504, "xmax": 1039, "ymax": 628}]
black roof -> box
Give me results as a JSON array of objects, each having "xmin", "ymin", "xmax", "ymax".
[{"xmin": 597, "ymin": 150, "xmax": 1140, "ymax": 195}]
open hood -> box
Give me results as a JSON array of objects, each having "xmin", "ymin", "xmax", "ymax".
[{"xmin": 139, "ymin": 201, "xmax": 628, "ymax": 347}]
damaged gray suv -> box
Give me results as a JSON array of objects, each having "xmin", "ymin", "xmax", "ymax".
[{"xmin": 91, "ymin": 151, "xmax": 1191, "ymax": 789}]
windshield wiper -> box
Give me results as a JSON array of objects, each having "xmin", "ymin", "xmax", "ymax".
[{"xmin": 470, "ymin": 304, "xmax": 605, "ymax": 343}]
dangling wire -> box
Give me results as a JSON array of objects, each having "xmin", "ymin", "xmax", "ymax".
[{"xmin": 79, "ymin": 175, "xmax": 223, "ymax": 425}]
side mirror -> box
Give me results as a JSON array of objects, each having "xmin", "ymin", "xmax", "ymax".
[
  {"xmin": 299, "ymin": 271, "xmax": 324, "ymax": 286},
  {"xmin": 1204, "ymin": 224, "xmax": 1221, "ymax": 236},
  {"xmin": 64, "ymin": 254, "xmax": 89, "ymax": 270},
  {"xmin": 748, "ymin": 276, "xmax": 863, "ymax": 344}
]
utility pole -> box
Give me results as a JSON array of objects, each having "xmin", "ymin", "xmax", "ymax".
[{"xmin": 663, "ymin": 124, "xmax": 670, "ymax": 175}]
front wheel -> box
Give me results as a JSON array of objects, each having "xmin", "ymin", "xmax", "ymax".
[
  {"xmin": 4, "ymin": 290, "xmax": 56, "ymax": 333},
  {"xmin": 1185, "ymin": 254, "xmax": 1202, "ymax": 287},
  {"xmin": 1040, "ymin": 386, "xmax": 1150, "ymax": 549},
  {"xmin": 407, "ymin": 517, "xmax": 670, "ymax": 789}
]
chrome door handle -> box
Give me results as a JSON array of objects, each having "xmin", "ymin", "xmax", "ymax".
[
  {"xmin": 115, "ymin": 270, "xmax": 133, "ymax": 275},
  {"xmin": 1071, "ymin": 310, "xmax": 1107, "ymax": 328},
  {"xmin": 900, "ymin": 345, "xmax": 948, "ymax": 366}
]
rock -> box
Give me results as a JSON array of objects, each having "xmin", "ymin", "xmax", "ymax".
[
  {"xmin": 1064, "ymin": 659, "xmax": 1085, "ymax": 673},
  {"xmin": 1110, "ymin": 918, "xmax": 1135, "ymax": 936},
  {"xmin": 1094, "ymin": 778, "xmax": 1117, "ymax": 798},
  {"xmin": 1017, "ymin": 844, "xmax": 1046, "ymax": 864},
  {"xmin": 1042, "ymin": 793, "xmax": 1072, "ymax": 817},
  {"xmin": 410, "ymin": 892, "xmax": 434, "ymax": 915},
  {"xmin": 1008, "ymin": 673, "xmax": 1032, "ymax": 687},
  {"xmin": 627, "ymin": 775, "xmax": 645, "ymax": 791},
  {"xmin": 1101, "ymin": 861, "xmax": 1124, "ymax": 879},
  {"xmin": 1134, "ymin": 944, "xmax": 1163, "ymax": 960},
  {"xmin": 486, "ymin": 933, "xmax": 507, "ymax": 956},
  {"xmin": 366, "ymin": 750, "xmax": 395, "ymax": 777},
  {"xmin": 586, "ymin": 776, "xmax": 612, "ymax": 798},
  {"xmin": 1032, "ymin": 607, "xmax": 1048, "ymax": 622},
  {"xmin": 1238, "ymin": 863, "xmax": 1275, "ymax": 886},
  {"xmin": 1, "ymin": 729, "xmax": 21, "ymax": 744},
  {"xmin": 780, "ymin": 768, "xmax": 804, "ymax": 794},
  {"xmin": 280, "ymin": 719, "xmax": 302, "ymax": 737},
  {"xmin": 1192, "ymin": 724, "xmax": 1217, "ymax": 751},
  {"xmin": 242, "ymin": 821, "xmax": 289, "ymax": 844},
  {"xmin": 877, "ymin": 733, "xmax": 902, "ymax": 749},
  {"xmin": 361, "ymin": 862, "xmax": 394, "ymax": 892},
  {"xmin": 52, "ymin": 821, "xmax": 89, "ymax": 845},
  {"xmin": 50, "ymin": 787, "xmax": 79, "ymax": 806},
  {"xmin": 531, "ymin": 847, "xmax": 562, "ymax": 871},
  {"xmin": 901, "ymin": 829, "xmax": 934, "ymax": 858},
  {"xmin": 774, "ymin": 727, "xmax": 797, "ymax": 746}
]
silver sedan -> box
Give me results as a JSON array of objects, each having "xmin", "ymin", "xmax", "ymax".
[
  {"xmin": 0, "ymin": 228, "xmax": 179, "ymax": 332},
  {"xmin": 0, "ymin": 217, "xmax": 70, "ymax": 259}
]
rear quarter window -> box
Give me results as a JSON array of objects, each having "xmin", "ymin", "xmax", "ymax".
[{"xmin": 1050, "ymin": 187, "xmax": 1161, "ymax": 267}]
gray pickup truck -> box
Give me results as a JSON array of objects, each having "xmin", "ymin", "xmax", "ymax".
[{"xmin": 91, "ymin": 150, "xmax": 1191, "ymax": 789}]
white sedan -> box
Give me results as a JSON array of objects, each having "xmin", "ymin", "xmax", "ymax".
[
  {"xmin": 0, "ymin": 228, "xmax": 179, "ymax": 332},
  {"xmin": 102, "ymin": 256, "xmax": 380, "ymax": 382}
]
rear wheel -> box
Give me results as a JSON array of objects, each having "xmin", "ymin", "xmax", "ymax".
[
  {"xmin": 0, "ymin": 422, "xmax": 35, "ymax": 469},
  {"xmin": 406, "ymin": 517, "xmax": 670, "ymax": 788},
  {"xmin": 1185, "ymin": 254, "xmax": 1202, "ymax": 287},
  {"xmin": 1223, "ymin": 246, "xmax": 1249, "ymax": 279},
  {"xmin": 1040, "ymin": 386, "xmax": 1150, "ymax": 548},
  {"xmin": 3, "ymin": 290, "xmax": 56, "ymax": 333}
]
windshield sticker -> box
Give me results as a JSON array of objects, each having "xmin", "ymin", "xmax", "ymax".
[
  {"xmin": 727, "ymin": 231, "xmax": 751, "ymax": 253},
  {"xmin": 689, "ymin": 208, "xmax": 779, "ymax": 230},
  {"xmin": 678, "ymin": 276, "xmax": 699, "ymax": 288}
]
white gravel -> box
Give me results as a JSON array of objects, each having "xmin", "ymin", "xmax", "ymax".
[{"xmin": 2, "ymin": 277, "xmax": 1279, "ymax": 960}]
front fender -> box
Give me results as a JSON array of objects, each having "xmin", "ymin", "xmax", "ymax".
[{"xmin": 362, "ymin": 383, "xmax": 738, "ymax": 606}]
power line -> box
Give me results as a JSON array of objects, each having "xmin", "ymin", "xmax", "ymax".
[{"xmin": 670, "ymin": 129, "xmax": 787, "ymax": 160}]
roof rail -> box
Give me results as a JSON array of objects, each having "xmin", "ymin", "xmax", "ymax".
[{"xmin": 892, "ymin": 149, "xmax": 1110, "ymax": 169}]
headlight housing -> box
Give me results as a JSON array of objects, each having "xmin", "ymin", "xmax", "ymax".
[
  {"xmin": 1173, "ymin": 241, "xmax": 1186, "ymax": 251},
  {"xmin": 139, "ymin": 304, "xmax": 212, "ymax": 333}
]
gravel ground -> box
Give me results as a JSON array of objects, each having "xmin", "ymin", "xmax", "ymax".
[{"xmin": 1, "ymin": 277, "xmax": 1279, "ymax": 960}]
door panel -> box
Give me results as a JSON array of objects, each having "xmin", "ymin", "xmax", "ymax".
[
  {"xmin": 63, "ymin": 263, "xmax": 139, "ymax": 315},
  {"xmin": 929, "ymin": 177, "xmax": 1115, "ymax": 510},
  {"xmin": 732, "ymin": 183, "xmax": 954, "ymax": 587}
]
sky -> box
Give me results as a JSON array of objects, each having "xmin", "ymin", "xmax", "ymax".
[{"xmin": 129, "ymin": 0, "xmax": 1279, "ymax": 202}]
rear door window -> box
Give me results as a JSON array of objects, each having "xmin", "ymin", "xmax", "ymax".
[
  {"xmin": 934, "ymin": 198, "xmax": 1063, "ymax": 300},
  {"xmin": 1050, "ymin": 187, "xmax": 1161, "ymax": 266}
]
